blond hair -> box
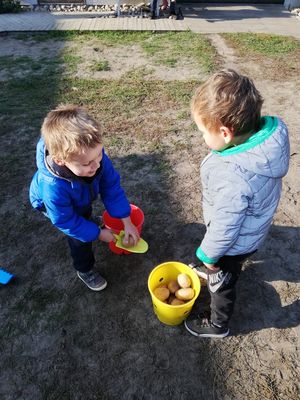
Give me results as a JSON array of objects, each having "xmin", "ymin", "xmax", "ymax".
[
  {"xmin": 191, "ymin": 69, "xmax": 263, "ymax": 136},
  {"xmin": 41, "ymin": 105, "xmax": 102, "ymax": 161}
]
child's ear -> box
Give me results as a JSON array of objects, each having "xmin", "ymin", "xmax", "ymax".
[
  {"xmin": 53, "ymin": 157, "xmax": 65, "ymax": 166},
  {"xmin": 220, "ymin": 126, "xmax": 234, "ymax": 144}
]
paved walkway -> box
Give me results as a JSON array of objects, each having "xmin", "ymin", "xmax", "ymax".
[{"xmin": 0, "ymin": 3, "xmax": 299, "ymax": 38}]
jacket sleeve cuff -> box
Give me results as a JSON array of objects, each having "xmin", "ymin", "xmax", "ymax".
[
  {"xmin": 196, "ymin": 247, "xmax": 219, "ymax": 264},
  {"xmin": 78, "ymin": 224, "xmax": 101, "ymax": 242}
]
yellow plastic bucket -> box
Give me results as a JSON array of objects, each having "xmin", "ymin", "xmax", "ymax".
[{"xmin": 148, "ymin": 261, "xmax": 201, "ymax": 326}]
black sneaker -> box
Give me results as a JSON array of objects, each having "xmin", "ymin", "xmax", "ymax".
[
  {"xmin": 184, "ymin": 314, "xmax": 229, "ymax": 338},
  {"xmin": 77, "ymin": 270, "xmax": 107, "ymax": 291}
]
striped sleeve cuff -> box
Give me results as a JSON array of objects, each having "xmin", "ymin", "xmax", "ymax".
[{"xmin": 196, "ymin": 247, "xmax": 219, "ymax": 264}]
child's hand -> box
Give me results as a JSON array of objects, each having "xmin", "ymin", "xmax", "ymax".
[
  {"xmin": 121, "ymin": 217, "xmax": 140, "ymax": 247},
  {"xmin": 203, "ymin": 262, "xmax": 220, "ymax": 272},
  {"xmin": 99, "ymin": 228, "xmax": 115, "ymax": 243}
]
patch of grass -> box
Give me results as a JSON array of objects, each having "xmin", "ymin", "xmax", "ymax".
[
  {"xmin": 108, "ymin": 136, "xmax": 124, "ymax": 147},
  {"xmin": 153, "ymin": 160, "xmax": 173, "ymax": 176},
  {"xmin": 10, "ymin": 31, "xmax": 218, "ymax": 73},
  {"xmin": 13, "ymin": 31, "xmax": 152, "ymax": 45},
  {"xmin": 160, "ymin": 57, "xmax": 178, "ymax": 68},
  {"xmin": 0, "ymin": 68, "xmax": 195, "ymax": 201},
  {"xmin": 30, "ymin": 61, "xmax": 43, "ymax": 71},
  {"xmin": 91, "ymin": 60, "xmax": 110, "ymax": 71},
  {"xmin": 162, "ymin": 80, "xmax": 198, "ymax": 106},
  {"xmin": 61, "ymin": 53, "xmax": 83, "ymax": 73},
  {"xmin": 223, "ymin": 33, "xmax": 300, "ymax": 55},
  {"xmin": 222, "ymin": 33, "xmax": 300, "ymax": 78},
  {"xmin": 0, "ymin": 75, "xmax": 193, "ymax": 144},
  {"xmin": 0, "ymin": 53, "xmax": 82, "ymax": 77},
  {"xmin": 147, "ymin": 141, "xmax": 166, "ymax": 153},
  {"xmin": 176, "ymin": 110, "xmax": 190, "ymax": 120},
  {"xmin": 13, "ymin": 30, "xmax": 81, "ymax": 42},
  {"xmin": 0, "ymin": 76, "xmax": 61, "ymax": 130},
  {"xmin": 170, "ymin": 138, "xmax": 189, "ymax": 151},
  {"xmin": 0, "ymin": 55, "xmax": 33, "ymax": 70},
  {"xmin": 0, "ymin": 55, "xmax": 63, "ymax": 77},
  {"xmin": 0, "ymin": 55, "xmax": 17, "ymax": 69},
  {"xmin": 120, "ymin": 66, "xmax": 154, "ymax": 80},
  {"xmin": 141, "ymin": 32, "xmax": 218, "ymax": 72},
  {"xmin": 77, "ymin": 31, "xmax": 151, "ymax": 46},
  {"xmin": 40, "ymin": 57, "xmax": 63, "ymax": 75}
]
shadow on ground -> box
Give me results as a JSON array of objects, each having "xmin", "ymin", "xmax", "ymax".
[
  {"xmin": 231, "ymin": 225, "xmax": 300, "ymax": 335},
  {"xmin": 0, "ymin": 152, "xmax": 218, "ymax": 400},
  {"xmin": 180, "ymin": 3, "xmax": 290, "ymax": 22}
]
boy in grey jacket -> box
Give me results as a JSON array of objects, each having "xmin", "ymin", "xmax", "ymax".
[{"xmin": 185, "ymin": 70, "xmax": 290, "ymax": 338}]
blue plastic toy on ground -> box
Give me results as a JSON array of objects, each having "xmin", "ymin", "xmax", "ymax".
[{"xmin": 0, "ymin": 268, "xmax": 14, "ymax": 285}]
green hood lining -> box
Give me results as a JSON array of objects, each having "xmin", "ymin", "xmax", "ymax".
[{"xmin": 212, "ymin": 116, "xmax": 278, "ymax": 157}]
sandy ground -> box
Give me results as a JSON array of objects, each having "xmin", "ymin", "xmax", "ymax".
[{"xmin": 0, "ymin": 33, "xmax": 299, "ymax": 400}]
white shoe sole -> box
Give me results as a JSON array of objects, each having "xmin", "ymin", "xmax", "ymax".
[
  {"xmin": 77, "ymin": 273, "xmax": 107, "ymax": 291},
  {"xmin": 184, "ymin": 320, "xmax": 229, "ymax": 338}
]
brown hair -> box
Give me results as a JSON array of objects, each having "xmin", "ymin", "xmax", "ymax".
[
  {"xmin": 191, "ymin": 69, "xmax": 263, "ymax": 136},
  {"xmin": 41, "ymin": 105, "xmax": 102, "ymax": 161}
]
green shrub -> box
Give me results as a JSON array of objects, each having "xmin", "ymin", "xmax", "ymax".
[{"xmin": 0, "ymin": 0, "xmax": 21, "ymax": 13}]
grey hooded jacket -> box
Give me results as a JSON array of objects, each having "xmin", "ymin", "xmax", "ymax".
[{"xmin": 196, "ymin": 116, "xmax": 290, "ymax": 264}]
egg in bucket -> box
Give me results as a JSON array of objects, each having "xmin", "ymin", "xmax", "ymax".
[{"xmin": 148, "ymin": 261, "xmax": 201, "ymax": 326}]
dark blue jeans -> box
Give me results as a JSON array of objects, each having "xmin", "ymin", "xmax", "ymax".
[
  {"xmin": 67, "ymin": 208, "xmax": 95, "ymax": 273},
  {"xmin": 67, "ymin": 236, "xmax": 95, "ymax": 273}
]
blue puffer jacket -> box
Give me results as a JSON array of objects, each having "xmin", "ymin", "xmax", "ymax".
[
  {"xmin": 196, "ymin": 116, "xmax": 290, "ymax": 264},
  {"xmin": 29, "ymin": 138, "xmax": 131, "ymax": 242}
]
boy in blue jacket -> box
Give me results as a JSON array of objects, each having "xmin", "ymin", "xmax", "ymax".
[
  {"xmin": 185, "ymin": 70, "xmax": 290, "ymax": 338},
  {"xmin": 29, "ymin": 105, "xmax": 139, "ymax": 291}
]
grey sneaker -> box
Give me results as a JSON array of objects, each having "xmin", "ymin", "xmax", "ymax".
[{"xmin": 77, "ymin": 270, "xmax": 107, "ymax": 291}]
